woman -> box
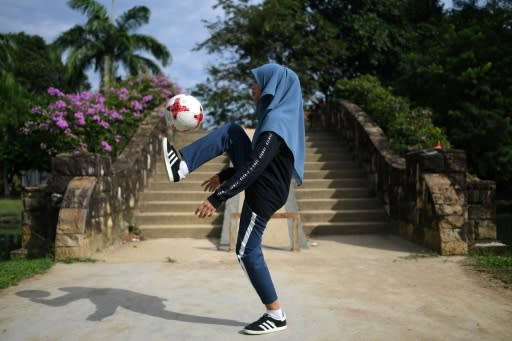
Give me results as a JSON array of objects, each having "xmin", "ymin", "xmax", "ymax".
[{"xmin": 162, "ymin": 63, "xmax": 305, "ymax": 335}]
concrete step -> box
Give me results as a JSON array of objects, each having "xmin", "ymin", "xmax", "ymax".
[
  {"xmin": 155, "ymin": 160, "xmax": 358, "ymax": 174},
  {"xmin": 299, "ymin": 209, "xmax": 388, "ymax": 223},
  {"xmin": 140, "ymin": 190, "xmax": 216, "ymax": 201},
  {"xmin": 303, "ymin": 169, "xmax": 364, "ymax": 179},
  {"xmin": 305, "ymin": 132, "xmax": 341, "ymax": 140},
  {"xmin": 295, "ymin": 188, "xmax": 373, "ymax": 199},
  {"xmin": 140, "ymin": 224, "xmax": 222, "ymax": 238},
  {"xmin": 147, "ymin": 180, "xmax": 208, "ymax": 191},
  {"xmin": 304, "ymin": 138, "xmax": 348, "ymax": 150},
  {"xmin": 137, "ymin": 201, "xmax": 225, "ymax": 213},
  {"xmin": 171, "ymin": 130, "xmax": 209, "ymax": 145},
  {"xmin": 135, "ymin": 212, "xmax": 223, "ymax": 225},
  {"xmin": 303, "ymin": 221, "xmax": 390, "ymax": 236},
  {"xmin": 304, "ymin": 161, "xmax": 360, "ymax": 171},
  {"xmin": 305, "ymin": 153, "xmax": 355, "ymax": 162},
  {"xmin": 154, "ymin": 162, "xmax": 229, "ymax": 174},
  {"xmin": 305, "ymin": 147, "xmax": 352, "ymax": 155},
  {"xmin": 300, "ymin": 178, "xmax": 368, "ymax": 188},
  {"xmin": 137, "ymin": 129, "xmax": 391, "ymax": 239},
  {"xmin": 151, "ymin": 171, "xmax": 225, "ymax": 183},
  {"xmin": 296, "ymin": 198, "xmax": 383, "ymax": 210}
]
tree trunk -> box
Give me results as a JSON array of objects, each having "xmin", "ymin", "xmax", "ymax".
[
  {"xmin": 102, "ymin": 55, "xmax": 113, "ymax": 91},
  {"xmin": 2, "ymin": 127, "xmax": 10, "ymax": 196},
  {"xmin": 2, "ymin": 163, "xmax": 9, "ymax": 197}
]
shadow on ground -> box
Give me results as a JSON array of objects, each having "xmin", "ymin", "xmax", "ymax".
[
  {"xmin": 17, "ymin": 287, "xmax": 246, "ymax": 326},
  {"xmin": 312, "ymin": 234, "xmax": 433, "ymax": 253}
]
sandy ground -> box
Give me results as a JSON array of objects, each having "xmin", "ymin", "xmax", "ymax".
[{"xmin": 1, "ymin": 234, "xmax": 511, "ymax": 341}]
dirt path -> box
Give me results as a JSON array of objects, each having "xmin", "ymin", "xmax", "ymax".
[
  {"xmin": 2, "ymin": 234, "xmax": 511, "ymax": 340},
  {"xmin": 96, "ymin": 234, "xmax": 512, "ymax": 340}
]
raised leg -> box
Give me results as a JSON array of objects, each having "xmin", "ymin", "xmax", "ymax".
[{"xmin": 179, "ymin": 123, "xmax": 252, "ymax": 172}]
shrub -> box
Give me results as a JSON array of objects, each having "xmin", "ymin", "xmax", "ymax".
[
  {"xmin": 335, "ymin": 75, "xmax": 449, "ymax": 154},
  {"xmin": 22, "ymin": 74, "xmax": 179, "ymax": 160}
]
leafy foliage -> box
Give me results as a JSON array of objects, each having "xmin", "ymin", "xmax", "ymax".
[
  {"xmin": 23, "ymin": 75, "xmax": 177, "ymax": 162},
  {"xmin": 54, "ymin": 0, "xmax": 171, "ymax": 91},
  {"xmin": 195, "ymin": 0, "xmax": 510, "ymax": 191},
  {"xmin": 393, "ymin": 0, "xmax": 512, "ymax": 188},
  {"xmin": 0, "ymin": 33, "xmax": 74, "ymax": 195},
  {"xmin": 336, "ymin": 75, "xmax": 449, "ymax": 154}
]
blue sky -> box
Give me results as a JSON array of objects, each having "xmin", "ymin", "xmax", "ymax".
[
  {"xmin": 0, "ymin": 0, "xmax": 226, "ymax": 92},
  {"xmin": 0, "ymin": 0, "xmax": 453, "ymax": 92}
]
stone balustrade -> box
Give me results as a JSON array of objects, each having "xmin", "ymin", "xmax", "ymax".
[
  {"xmin": 15, "ymin": 106, "xmax": 167, "ymax": 260},
  {"xmin": 312, "ymin": 99, "xmax": 497, "ymax": 255}
]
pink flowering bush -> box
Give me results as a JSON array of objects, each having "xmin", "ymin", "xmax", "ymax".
[{"xmin": 23, "ymin": 74, "xmax": 179, "ymax": 159}]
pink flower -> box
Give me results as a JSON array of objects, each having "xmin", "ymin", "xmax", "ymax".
[
  {"xmin": 131, "ymin": 100, "xmax": 143, "ymax": 111},
  {"xmin": 99, "ymin": 120, "xmax": 110, "ymax": 129},
  {"xmin": 110, "ymin": 110, "xmax": 122, "ymax": 121},
  {"xmin": 80, "ymin": 91, "xmax": 93, "ymax": 101},
  {"xmin": 117, "ymin": 88, "xmax": 129, "ymax": 101},
  {"xmin": 38, "ymin": 122, "xmax": 50, "ymax": 130},
  {"xmin": 142, "ymin": 95, "xmax": 153, "ymax": 103},
  {"xmin": 75, "ymin": 112, "xmax": 86, "ymax": 126},
  {"xmin": 101, "ymin": 141, "xmax": 112, "ymax": 153},
  {"xmin": 56, "ymin": 119, "xmax": 69, "ymax": 129},
  {"xmin": 31, "ymin": 107, "xmax": 43, "ymax": 114},
  {"xmin": 47, "ymin": 87, "xmax": 64, "ymax": 97}
]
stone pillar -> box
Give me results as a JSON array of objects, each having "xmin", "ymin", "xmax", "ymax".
[
  {"xmin": 466, "ymin": 180, "xmax": 497, "ymax": 243},
  {"xmin": 12, "ymin": 185, "xmax": 57, "ymax": 258},
  {"xmin": 51, "ymin": 154, "xmax": 113, "ymax": 260},
  {"xmin": 406, "ymin": 149, "xmax": 468, "ymax": 255}
]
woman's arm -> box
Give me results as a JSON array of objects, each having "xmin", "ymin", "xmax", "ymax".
[{"xmin": 203, "ymin": 131, "xmax": 284, "ymax": 210}]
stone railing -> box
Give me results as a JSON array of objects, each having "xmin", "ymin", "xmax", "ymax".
[
  {"xmin": 15, "ymin": 106, "xmax": 167, "ymax": 260},
  {"xmin": 311, "ymin": 99, "xmax": 497, "ymax": 255}
]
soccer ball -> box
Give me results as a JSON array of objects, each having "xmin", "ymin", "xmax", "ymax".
[{"xmin": 165, "ymin": 94, "xmax": 204, "ymax": 132}]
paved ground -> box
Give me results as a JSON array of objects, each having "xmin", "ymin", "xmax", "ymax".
[{"xmin": 1, "ymin": 234, "xmax": 512, "ymax": 341}]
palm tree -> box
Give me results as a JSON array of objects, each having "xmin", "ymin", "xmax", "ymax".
[{"xmin": 54, "ymin": 0, "xmax": 171, "ymax": 91}]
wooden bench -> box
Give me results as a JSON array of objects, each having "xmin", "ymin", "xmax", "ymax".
[{"xmin": 229, "ymin": 212, "xmax": 300, "ymax": 252}]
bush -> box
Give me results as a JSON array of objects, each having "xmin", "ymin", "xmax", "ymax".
[
  {"xmin": 335, "ymin": 75, "xmax": 449, "ymax": 154},
  {"xmin": 22, "ymin": 74, "xmax": 179, "ymax": 160}
]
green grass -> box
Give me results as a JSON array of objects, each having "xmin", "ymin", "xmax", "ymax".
[
  {"xmin": 470, "ymin": 254, "xmax": 512, "ymax": 285},
  {"xmin": 61, "ymin": 257, "xmax": 98, "ymax": 264},
  {"xmin": 0, "ymin": 258, "xmax": 54, "ymax": 289},
  {"xmin": 0, "ymin": 198, "xmax": 22, "ymax": 217},
  {"xmin": 475, "ymin": 255, "xmax": 512, "ymax": 269}
]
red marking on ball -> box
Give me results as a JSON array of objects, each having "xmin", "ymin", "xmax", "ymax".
[{"xmin": 169, "ymin": 98, "xmax": 189, "ymax": 119}]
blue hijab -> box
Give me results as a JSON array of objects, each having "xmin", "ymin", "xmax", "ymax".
[{"xmin": 251, "ymin": 63, "xmax": 305, "ymax": 186}]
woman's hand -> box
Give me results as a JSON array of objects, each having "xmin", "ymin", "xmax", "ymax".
[
  {"xmin": 195, "ymin": 199, "xmax": 216, "ymax": 218},
  {"xmin": 201, "ymin": 175, "xmax": 220, "ymax": 192}
]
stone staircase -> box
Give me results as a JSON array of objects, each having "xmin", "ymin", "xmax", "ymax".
[
  {"xmin": 135, "ymin": 130, "xmax": 229, "ymax": 238},
  {"xmin": 296, "ymin": 131, "xmax": 390, "ymax": 235},
  {"xmin": 135, "ymin": 129, "xmax": 390, "ymax": 239}
]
